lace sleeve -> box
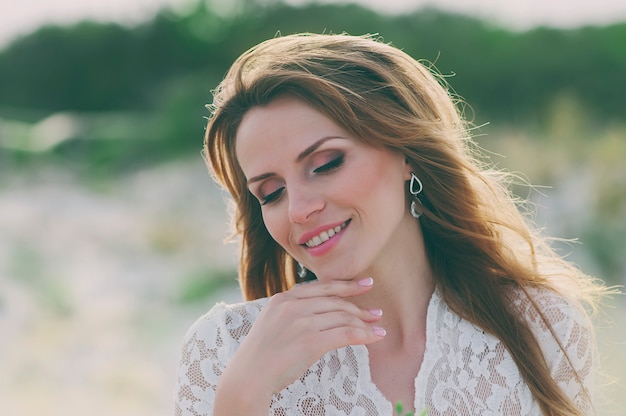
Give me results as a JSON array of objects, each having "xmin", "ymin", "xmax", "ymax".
[
  {"xmin": 516, "ymin": 288, "xmax": 595, "ymax": 412},
  {"xmin": 173, "ymin": 300, "xmax": 266, "ymax": 416}
]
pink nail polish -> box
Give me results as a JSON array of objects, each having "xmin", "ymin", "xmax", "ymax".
[
  {"xmin": 372, "ymin": 326, "xmax": 386, "ymax": 337},
  {"xmin": 369, "ymin": 308, "xmax": 383, "ymax": 317},
  {"xmin": 358, "ymin": 277, "xmax": 373, "ymax": 287}
]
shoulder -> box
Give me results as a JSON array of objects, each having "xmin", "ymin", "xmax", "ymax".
[
  {"xmin": 421, "ymin": 290, "xmax": 539, "ymax": 413},
  {"xmin": 174, "ymin": 298, "xmax": 269, "ymax": 415},
  {"xmin": 175, "ymin": 298, "xmax": 269, "ymax": 392},
  {"xmin": 182, "ymin": 297, "xmax": 269, "ymax": 348},
  {"xmin": 509, "ymin": 285, "xmax": 596, "ymax": 409},
  {"xmin": 507, "ymin": 286, "xmax": 592, "ymax": 346},
  {"xmin": 431, "ymin": 286, "xmax": 592, "ymax": 356},
  {"xmin": 422, "ymin": 287, "xmax": 595, "ymax": 412},
  {"xmin": 185, "ymin": 298, "xmax": 268, "ymax": 339}
]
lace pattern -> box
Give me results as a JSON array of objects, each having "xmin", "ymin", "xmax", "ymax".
[{"xmin": 174, "ymin": 287, "xmax": 594, "ymax": 415}]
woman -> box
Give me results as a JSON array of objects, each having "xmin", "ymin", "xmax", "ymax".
[{"xmin": 174, "ymin": 33, "xmax": 607, "ymax": 415}]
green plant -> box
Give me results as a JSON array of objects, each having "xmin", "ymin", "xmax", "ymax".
[{"xmin": 395, "ymin": 401, "xmax": 428, "ymax": 416}]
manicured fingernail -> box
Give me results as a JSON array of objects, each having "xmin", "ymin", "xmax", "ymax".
[
  {"xmin": 369, "ymin": 308, "xmax": 383, "ymax": 317},
  {"xmin": 372, "ymin": 326, "xmax": 386, "ymax": 337},
  {"xmin": 358, "ymin": 277, "xmax": 373, "ymax": 287}
]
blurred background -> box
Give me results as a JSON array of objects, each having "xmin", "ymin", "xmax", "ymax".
[{"xmin": 0, "ymin": 0, "xmax": 624, "ymax": 415}]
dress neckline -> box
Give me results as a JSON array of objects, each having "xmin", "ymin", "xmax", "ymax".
[{"xmin": 346, "ymin": 288, "xmax": 440, "ymax": 412}]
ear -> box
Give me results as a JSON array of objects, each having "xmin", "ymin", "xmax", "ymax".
[{"xmin": 403, "ymin": 157, "xmax": 413, "ymax": 180}]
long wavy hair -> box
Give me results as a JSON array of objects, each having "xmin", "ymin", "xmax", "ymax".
[{"xmin": 204, "ymin": 33, "xmax": 606, "ymax": 415}]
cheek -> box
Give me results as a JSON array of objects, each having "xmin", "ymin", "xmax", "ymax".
[
  {"xmin": 347, "ymin": 160, "xmax": 403, "ymax": 203},
  {"xmin": 261, "ymin": 209, "xmax": 289, "ymax": 246},
  {"xmin": 353, "ymin": 162, "xmax": 408, "ymax": 216}
]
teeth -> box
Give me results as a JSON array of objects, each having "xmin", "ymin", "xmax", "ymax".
[{"xmin": 305, "ymin": 222, "xmax": 347, "ymax": 248}]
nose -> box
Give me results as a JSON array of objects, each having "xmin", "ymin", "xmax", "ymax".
[{"xmin": 287, "ymin": 186, "xmax": 325, "ymax": 224}]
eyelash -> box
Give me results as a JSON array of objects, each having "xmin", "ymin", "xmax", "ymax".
[
  {"xmin": 313, "ymin": 155, "xmax": 344, "ymax": 174},
  {"xmin": 260, "ymin": 155, "xmax": 345, "ymax": 205},
  {"xmin": 261, "ymin": 187, "xmax": 284, "ymax": 205}
]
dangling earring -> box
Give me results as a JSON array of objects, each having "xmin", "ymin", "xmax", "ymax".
[
  {"xmin": 297, "ymin": 262, "xmax": 308, "ymax": 280},
  {"xmin": 409, "ymin": 172, "xmax": 424, "ymax": 219}
]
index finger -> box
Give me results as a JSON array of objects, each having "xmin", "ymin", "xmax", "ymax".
[{"xmin": 289, "ymin": 277, "xmax": 374, "ymax": 299}]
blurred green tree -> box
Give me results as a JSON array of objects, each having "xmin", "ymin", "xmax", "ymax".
[{"xmin": 0, "ymin": 2, "xmax": 624, "ymax": 122}]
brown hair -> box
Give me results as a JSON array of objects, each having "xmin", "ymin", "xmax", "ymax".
[{"xmin": 204, "ymin": 33, "xmax": 606, "ymax": 415}]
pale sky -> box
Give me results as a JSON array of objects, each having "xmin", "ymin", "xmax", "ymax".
[{"xmin": 2, "ymin": 0, "xmax": 626, "ymax": 49}]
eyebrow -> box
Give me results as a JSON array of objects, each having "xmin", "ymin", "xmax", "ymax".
[
  {"xmin": 246, "ymin": 136, "xmax": 342, "ymax": 185},
  {"xmin": 296, "ymin": 136, "xmax": 341, "ymax": 162}
]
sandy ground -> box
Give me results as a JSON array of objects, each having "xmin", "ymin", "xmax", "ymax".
[{"xmin": 0, "ymin": 159, "xmax": 242, "ymax": 416}]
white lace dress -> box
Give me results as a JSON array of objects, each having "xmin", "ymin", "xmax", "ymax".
[{"xmin": 174, "ymin": 287, "xmax": 594, "ymax": 415}]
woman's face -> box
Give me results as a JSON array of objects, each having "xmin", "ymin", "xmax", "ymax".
[{"xmin": 235, "ymin": 95, "xmax": 418, "ymax": 282}]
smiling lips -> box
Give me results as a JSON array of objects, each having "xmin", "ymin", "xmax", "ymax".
[{"xmin": 303, "ymin": 220, "xmax": 350, "ymax": 248}]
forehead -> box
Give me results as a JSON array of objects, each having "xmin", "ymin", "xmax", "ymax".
[{"xmin": 235, "ymin": 96, "xmax": 346, "ymax": 175}]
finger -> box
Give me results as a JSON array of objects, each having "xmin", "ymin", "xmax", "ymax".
[
  {"xmin": 301, "ymin": 296, "xmax": 383, "ymax": 323},
  {"xmin": 310, "ymin": 310, "xmax": 383, "ymax": 332},
  {"xmin": 289, "ymin": 313, "xmax": 386, "ymax": 359},
  {"xmin": 316, "ymin": 323, "xmax": 387, "ymax": 351},
  {"xmin": 269, "ymin": 287, "xmax": 383, "ymax": 324},
  {"xmin": 289, "ymin": 277, "xmax": 374, "ymax": 299}
]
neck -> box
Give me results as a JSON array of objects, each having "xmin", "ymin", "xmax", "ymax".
[{"xmin": 352, "ymin": 223, "xmax": 435, "ymax": 347}]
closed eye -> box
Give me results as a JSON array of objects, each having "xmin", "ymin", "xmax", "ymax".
[
  {"xmin": 261, "ymin": 187, "xmax": 284, "ymax": 205},
  {"xmin": 313, "ymin": 156, "xmax": 344, "ymax": 174}
]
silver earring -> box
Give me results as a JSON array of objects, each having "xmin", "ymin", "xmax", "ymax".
[
  {"xmin": 409, "ymin": 172, "xmax": 423, "ymax": 219},
  {"xmin": 297, "ymin": 262, "xmax": 308, "ymax": 280}
]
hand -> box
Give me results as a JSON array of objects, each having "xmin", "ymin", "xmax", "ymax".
[{"xmin": 214, "ymin": 278, "xmax": 385, "ymax": 414}]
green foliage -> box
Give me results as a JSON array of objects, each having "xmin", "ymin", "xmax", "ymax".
[
  {"xmin": 0, "ymin": 2, "xmax": 624, "ymax": 121},
  {"xmin": 396, "ymin": 401, "xmax": 429, "ymax": 416},
  {"xmin": 395, "ymin": 401, "xmax": 413, "ymax": 416},
  {"xmin": 0, "ymin": 14, "xmax": 219, "ymax": 112}
]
